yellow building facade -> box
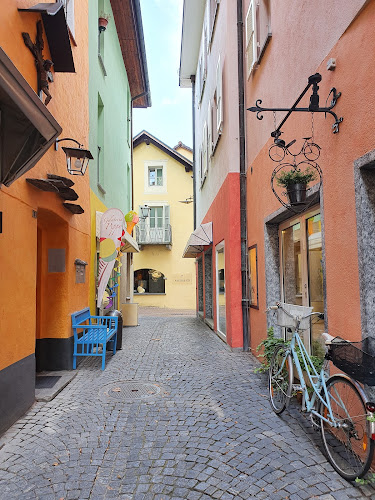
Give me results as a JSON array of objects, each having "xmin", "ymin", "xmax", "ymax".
[{"xmin": 133, "ymin": 132, "xmax": 196, "ymax": 310}]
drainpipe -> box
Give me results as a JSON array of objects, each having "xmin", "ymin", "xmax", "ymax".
[
  {"xmin": 237, "ymin": 0, "xmax": 250, "ymax": 351},
  {"xmin": 191, "ymin": 75, "xmax": 196, "ymax": 230}
]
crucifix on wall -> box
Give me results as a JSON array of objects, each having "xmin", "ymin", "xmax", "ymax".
[{"xmin": 22, "ymin": 20, "xmax": 54, "ymax": 105}]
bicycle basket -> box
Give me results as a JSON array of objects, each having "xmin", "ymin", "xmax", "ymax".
[
  {"xmin": 276, "ymin": 303, "xmax": 313, "ymax": 331},
  {"xmin": 327, "ymin": 336, "xmax": 375, "ymax": 386}
]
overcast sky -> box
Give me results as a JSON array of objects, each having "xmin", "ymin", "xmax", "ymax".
[{"xmin": 133, "ymin": 0, "xmax": 193, "ymax": 149}]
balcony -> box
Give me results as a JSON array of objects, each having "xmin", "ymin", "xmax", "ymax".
[{"xmin": 136, "ymin": 223, "xmax": 172, "ymax": 248}]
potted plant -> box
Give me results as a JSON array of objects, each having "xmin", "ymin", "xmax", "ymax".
[
  {"xmin": 98, "ymin": 13, "xmax": 110, "ymax": 32},
  {"xmin": 276, "ymin": 167, "xmax": 317, "ymax": 205}
]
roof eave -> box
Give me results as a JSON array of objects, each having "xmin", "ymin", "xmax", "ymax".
[{"xmin": 179, "ymin": 0, "xmax": 206, "ymax": 88}]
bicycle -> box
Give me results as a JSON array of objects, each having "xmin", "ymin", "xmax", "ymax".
[
  {"xmin": 269, "ymin": 136, "xmax": 321, "ymax": 162},
  {"xmin": 266, "ymin": 302, "xmax": 375, "ymax": 481}
]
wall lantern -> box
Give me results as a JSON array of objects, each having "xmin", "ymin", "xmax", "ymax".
[
  {"xmin": 98, "ymin": 15, "xmax": 110, "ymax": 33},
  {"xmin": 140, "ymin": 205, "xmax": 151, "ymax": 219},
  {"xmin": 55, "ymin": 138, "xmax": 94, "ymax": 176}
]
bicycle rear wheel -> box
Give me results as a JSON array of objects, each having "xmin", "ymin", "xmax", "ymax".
[
  {"xmin": 320, "ymin": 375, "xmax": 374, "ymax": 480},
  {"xmin": 268, "ymin": 344, "xmax": 293, "ymax": 414}
]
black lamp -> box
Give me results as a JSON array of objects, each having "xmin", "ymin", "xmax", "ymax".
[{"xmin": 55, "ymin": 138, "xmax": 94, "ymax": 176}]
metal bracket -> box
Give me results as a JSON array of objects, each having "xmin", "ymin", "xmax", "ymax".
[{"xmin": 248, "ymin": 73, "xmax": 343, "ymax": 135}]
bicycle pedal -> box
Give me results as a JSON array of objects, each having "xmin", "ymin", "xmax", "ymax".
[{"xmin": 310, "ymin": 414, "xmax": 320, "ymax": 429}]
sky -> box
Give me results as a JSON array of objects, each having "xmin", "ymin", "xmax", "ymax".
[{"xmin": 133, "ymin": 0, "xmax": 193, "ymax": 149}]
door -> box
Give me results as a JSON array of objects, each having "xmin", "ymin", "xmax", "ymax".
[
  {"xmin": 280, "ymin": 209, "xmax": 324, "ymax": 356},
  {"xmin": 216, "ymin": 242, "xmax": 226, "ymax": 336}
]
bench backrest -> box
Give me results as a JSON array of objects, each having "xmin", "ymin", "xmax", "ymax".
[{"xmin": 71, "ymin": 307, "xmax": 91, "ymax": 327}]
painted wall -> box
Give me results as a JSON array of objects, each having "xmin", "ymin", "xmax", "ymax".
[
  {"xmin": 88, "ymin": 0, "xmax": 133, "ymax": 311},
  {"xmin": 244, "ymin": 0, "xmax": 374, "ymax": 353},
  {"xmin": 194, "ymin": 0, "xmax": 241, "ymax": 225},
  {"xmin": 0, "ymin": 1, "xmax": 90, "ymax": 431},
  {"xmin": 133, "ymin": 141, "xmax": 195, "ymax": 309}
]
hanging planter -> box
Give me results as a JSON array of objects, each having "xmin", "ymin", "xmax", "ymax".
[
  {"xmin": 270, "ymin": 139, "xmax": 322, "ymax": 214},
  {"xmin": 98, "ymin": 14, "xmax": 110, "ymax": 32},
  {"xmin": 276, "ymin": 166, "xmax": 317, "ymax": 206}
]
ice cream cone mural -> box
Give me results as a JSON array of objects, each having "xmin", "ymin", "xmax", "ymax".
[
  {"xmin": 97, "ymin": 208, "xmax": 126, "ymax": 308},
  {"xmin": 125, "ymin": 210, "xmax": 139, "ymax": 234}
]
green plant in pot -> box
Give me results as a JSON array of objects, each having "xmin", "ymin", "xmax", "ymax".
[{"xmin": 276, "ymin": 167, "xmax": 316, "ymax": 205}]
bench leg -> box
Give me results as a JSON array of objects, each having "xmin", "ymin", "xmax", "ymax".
[
  {"xmin": 73, "ymin": 354, "xmax": 77, "ymax": 370},
  {"xmin": 102, "ymin": 343, "xmax": 106, "ymax": 370},
  {"xmin": 113, "ymin": 333, "xmax": 117, "ymax": 355}
]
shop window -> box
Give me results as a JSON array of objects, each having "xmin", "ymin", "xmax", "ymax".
[
  {"xmin": 216, "ymin": 241, "xmax": 226, "ymax": 336},
  {"xmin": 205, "ymin": 250, "xmax": 213, "ymax": 319},
  {"xmin": 280, "ymin": 209, "xmax": 325, "ymax": 357},
  {"xmin": 249, "ymin": 245, "xmax": 258, "ymax": 308},
  {"xmin": 134, "ymin": 268, "xmax": 165, "ymax": 294}
]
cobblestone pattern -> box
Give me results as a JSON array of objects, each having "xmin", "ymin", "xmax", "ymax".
[{"xmin": 0, "ymin": 316, "xmax": 374, "ymax": 499}]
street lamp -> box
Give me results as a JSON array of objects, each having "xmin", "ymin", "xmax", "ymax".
[
  {"xmin": 55, "ymin": 138, "xmax": 94, "ymax": 176},
  {"xmin": 140, "ymin": 205, "xmax": 151, "ymax": 219}
]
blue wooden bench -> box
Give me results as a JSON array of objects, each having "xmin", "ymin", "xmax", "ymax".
[{"xmin": 71, "ymin": 308, "xmax": 118, "ymax": 370}]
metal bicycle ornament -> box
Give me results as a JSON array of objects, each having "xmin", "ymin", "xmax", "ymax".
[{"xmin": 269, "ymin": 136, "xmax": 322, "ymax": 214}]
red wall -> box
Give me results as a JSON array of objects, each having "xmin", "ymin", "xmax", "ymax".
[{"xmin": 203, "ymin": 172, "xmax": 243, "ymax": 348}]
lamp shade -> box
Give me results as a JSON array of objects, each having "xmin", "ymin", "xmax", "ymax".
[{"xmin": 62, "ymin": 146, "xmax": 94, "ymax": 175}]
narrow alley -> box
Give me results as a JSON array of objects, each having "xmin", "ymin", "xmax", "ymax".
[{"xmin": 0, "ymin": 314, "xmax": 372, "ymax": 499}]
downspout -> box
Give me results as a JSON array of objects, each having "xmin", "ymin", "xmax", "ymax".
[
  {"xmin": 237, "ymin": 0, "xmax": 250, "ymax": 351},
  {"xmin": 191, "ymin": 75, "xmax": 196, "ymax": 230}
]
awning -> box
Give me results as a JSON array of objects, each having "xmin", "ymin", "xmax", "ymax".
[
  {"xmin": 18, "ymin": 3, "xmax": 75, "ymax": 73},
  {"xmin": 121, "ymin": 231, "xmax": 139, "ymax": 253},
  {"xmin": 0, "ymin": 47, "xmax": 62, "ymax": 187},
  {"xmin": 183, "ymin": 222, "xmax": 212, "ymax": 258}
]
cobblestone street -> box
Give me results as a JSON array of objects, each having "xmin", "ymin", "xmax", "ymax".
[{"xmin": 0, "ymin": 314, "xmax": 374, "ymax": 499}]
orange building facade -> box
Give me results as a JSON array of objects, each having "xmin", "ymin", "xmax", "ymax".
[
  {"xmin": 0, "ymin": 1, "xmax": 90, "ymax": 434},
  {"xmin": 244, "ymin": 0, "xmax": 375, "ymax": 366}
]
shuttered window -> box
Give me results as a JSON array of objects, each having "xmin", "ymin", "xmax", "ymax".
[
  {"xmin": 246, "ymin": 1, "xmax": 257, "ymax": 76},
  {"xmin": 207, "ymin": 101, "xmax": 213, "ymax": 164},
  {"xmin": 216, "ymin": 56, "xmax": 223, "ymax": 134},
  {"xmin": 246, "ymin": 0, "xmax": 272, "ymax": 76}
]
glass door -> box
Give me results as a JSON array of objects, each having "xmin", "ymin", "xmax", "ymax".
[
  {"xmin": 280, "ymin": 209, "xmax": 324, "ymax": 355},
  {"xmin": 216, "ymin": 242, "xmax": 226, "ymax": 336}
]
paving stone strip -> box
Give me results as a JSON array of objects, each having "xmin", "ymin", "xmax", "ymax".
[{"xmin": 0, "ymin": 315, "xmax": 374, "ymax": 499}]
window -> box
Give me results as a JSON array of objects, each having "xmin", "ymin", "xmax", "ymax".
[
  {"xmin": 144, "ymin": 161, "xmax": 167, "ymax": 193},
  {"xmin": 60, "ymin": 0, "xmax": 75, "ymax": 38},
  {"xmin": 148, "ymin": 167, "xmax": 163, "ymax": 187},
  {"xmin": 127, "ymin": 87, "xmax": 131, "ymax": 146},
  {"xmin": 98, "ymin": 0, "xmax": 107, "ymax": 75},
  {"xmin": 280, "ymin": 209, "xmax": 325, "ymax": 357},
  {"xmin": 134, "ymin": 269, "xmax": 165, "ymax": 294},
  {"xmin": 137, "ymin": 204, "xmax": 171, "ymax": 244},
  {"xmin": 246, "ymin": 0, "xmax": 272, "ymax": 77}
]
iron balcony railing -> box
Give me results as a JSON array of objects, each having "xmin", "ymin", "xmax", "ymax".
[{"xmin": 136, "ymin": 223, "xmax": 172, "ymax": 245}]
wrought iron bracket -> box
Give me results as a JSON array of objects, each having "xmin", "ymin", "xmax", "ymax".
[{"xmin": 248, "ymin": 73, "xmax": 343, "ymax": 135}]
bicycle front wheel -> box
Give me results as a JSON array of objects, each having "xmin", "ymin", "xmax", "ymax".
[
  {"xmin": 320, "ymin": 375, "xmax": 374, "ymax": 480},
  {"xmin": 268, "ymin": 344, "xmax": 293, "ymax": 414}
]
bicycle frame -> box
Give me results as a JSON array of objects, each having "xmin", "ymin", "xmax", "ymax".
[{"xmin": 285, "ymin": 330, "xmax": 339, "ymax": 427}]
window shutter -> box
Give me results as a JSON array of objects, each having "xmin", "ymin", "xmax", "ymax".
[
  {"xmin": 246, "ymin": 0, "xmax": 257, "ymax": 76},
  {"xmin": 62, "ymin": 0, "xmax": 75, "ymax": 38},
  {"xmin": 258, "ymin": 0, "xmax": 272, "ymax": 61},
  {"xmin": 207, "ymin": 101, "xmax": 213, "ymax": 161},
  {"xmin": 216, "ymin": 56, "xmax": 223, "ymax": 134},
  {"xmin": 202, "ymin": 122, "xmax": 208, "ymax": 180},
  {"xmin": 164, "ymin": 205, "xmax": 170, "ymax": 243}
]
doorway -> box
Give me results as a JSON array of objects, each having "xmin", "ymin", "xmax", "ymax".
[
  {"xmin": 279, "ymin": 208, "xmax": 325, "ymax": 356},
  {"xmin": 216, "ymin": 242, "xmax": 226, "ymax": 336}
]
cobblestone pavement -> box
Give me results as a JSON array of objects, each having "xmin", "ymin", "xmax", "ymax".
[{"xmin": 0, "ymin": 315, "xmax": 374, "ymax": 499}]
